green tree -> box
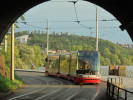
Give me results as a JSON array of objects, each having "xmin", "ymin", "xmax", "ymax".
[
  {"xmin": 102, "ymin": 48, "xmax": 111, "ymax": 58},
  {"xmin": 100, "ymin": 55, "xmax": 104, "ymax": 65},
  {"xmin": 104, "ymin": 58, "xmax": 111, "ymax": 66},
  {"xmin": 32, "ymin": 45, "xmax": 43, "ymax": 67},
  {"xmin": 110, "ymin": 54, "xmax": 118, "ymax": 65}
]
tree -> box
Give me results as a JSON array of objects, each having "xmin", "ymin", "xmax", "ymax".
[
  {"xmin": 15, "ymin": 15, "xmax": 25, "ymax": 28},
  {"xmin": 32, "ymin": 45, "xmax": 43, "ymax": 67},
  {"xmin": 100, "ymin": 55, "xmax": 104, "ymax": 65},
  {"xmin": 110, "ymin": 54, "xmax": 118, "ymax": 65},
  {"xmin": 102, "ymin": 48, "xmax": 111, "ymax": 58},
  {"xmin": 104, "ymin": 58, "xmax": 111, "ymax": 66}
]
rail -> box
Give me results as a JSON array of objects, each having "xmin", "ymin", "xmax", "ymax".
[{"xmin": 107, "ymin": 77, "xmax": 133, "ymax": 100}]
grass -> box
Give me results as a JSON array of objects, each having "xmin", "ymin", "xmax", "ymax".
[{"xmin": 0, "ymin": 76, "xmax": 23, "ymax": 92}]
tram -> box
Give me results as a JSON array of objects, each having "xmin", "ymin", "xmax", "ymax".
[{"xmin": 45, "ymin": 51, "xmax": 101, "ymax": 84}]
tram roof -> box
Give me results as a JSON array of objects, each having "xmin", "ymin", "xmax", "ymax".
[{"xmin": 47, "ymin": 51, "xmax": 99, "ymax": 57}]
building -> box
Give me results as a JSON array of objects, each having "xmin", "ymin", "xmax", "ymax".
[
  {"xmin": 43, "ymin": 49, "xmax": 68, "ymax": 54},
  {"xmin": 16, "ymin": 35, "xmax": 29, "ymax": 44},
  {"xmin": 119, "ymin": 44, "xmax": 133, "ymax": 49}
]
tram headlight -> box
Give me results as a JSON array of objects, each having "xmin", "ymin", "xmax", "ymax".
[
  {"xmin": 96, "ymin": 75, "xmax": 100, "ymax": 77},
  {"xmin": 77, "ymin": 74, "xmax": 83, "ymax": 77}
]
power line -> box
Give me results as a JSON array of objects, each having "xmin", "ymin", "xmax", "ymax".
[
  {"xmin": 18, "ymin": 20, "xmax": 45, "ymax": 29},
  {"xmin": 16, "ymin": 19, "xmax": 117, "ymax": 23},
  {"xmin": 70, "ymin": 1, "xmax": 95, "ymax": 29},
  {"xmin": 49, "ymin": 0, "xmax": 80, "ymax": 2},
  {"xmin": 17, "ymin": 20, "xmax": 119, "ymax": 30},
  {"xmin": 49, "ymin": 0, "xmax": 69, "ymax": 2}
]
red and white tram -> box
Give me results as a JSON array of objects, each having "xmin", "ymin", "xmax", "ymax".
[{"xmin": 45, "ymin": 51, "xmax": 101, "ymax": 84}]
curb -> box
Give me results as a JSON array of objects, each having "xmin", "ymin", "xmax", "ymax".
[
  {"xmin": 101, "ymin": 79, "xmax": 107, "ymax": 83},
  {"xmin": 0, "ymin": 89, "xmax": 13, "ymax": 98}
]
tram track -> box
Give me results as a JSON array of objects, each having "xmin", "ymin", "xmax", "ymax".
[
  {"xmin": 35, "ymin": 78, "xmax": 64, "ymax": 100},
  {"xmin": 65, "ymin": 84, "xmax": 100, "ymax": 100},
  {"xmin": 8, "ymin": 73, "xmax": 72, "ymax": 100},
  {"xmin": 1, "ymin": 71, "xmax": 106, "ymax": 100},
  {"xmin": 8, "ymin": 76, "xmax": 49, "ymax": 100},
  {"xmin": 49, "ymin": 84, "xmax": 72, "ymax": 100},
  {"xmin": 66, "ymin": 84, "xmax": 82, "ymax": 100},
  {"xmin": 91, "ymin": 84, "xmax": 100, "ymax": 100},
  {"xmin": 9, "ymin": 77, "xmax": 100, "ymax": 100}
]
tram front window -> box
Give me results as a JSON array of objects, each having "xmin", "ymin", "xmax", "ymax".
[
  {"xmin": 78, "ymin": 56, "xmax": 92, "ymax": 75},
  {"xmin": 77, "ymin": 51, "xmax": 100, "ymax": 75}
]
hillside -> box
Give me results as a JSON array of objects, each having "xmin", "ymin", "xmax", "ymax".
[{"xmin": 15, "ymin": 31, "xmax": 133, "ymax": 66}]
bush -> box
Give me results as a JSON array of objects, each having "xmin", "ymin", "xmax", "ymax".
[{"xmin": 0, "ymin": 77, "xmax": 22, "ymax": 92}]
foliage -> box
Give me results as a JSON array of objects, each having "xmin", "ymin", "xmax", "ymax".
[
  {"xmin": 15, "ymin": 31, "xmax": 133, "ymax": 66},
  {"xmin": 15, "ymin": 44, "xmax": 43, "ymax": 69},
  {"xmin": 0, "ymin": 53, "xmax": 10, "ymax": 78},
  {"xmin": 0, "ymin": 53, "xmax": 22, "ymax": 92},
  {"xmin": 1, "ymin": 33, "xmax": 44, "ymax": 69},
  {"xmin": 0, "ymin": 77, "xmax": 22, "ymax": 92}
]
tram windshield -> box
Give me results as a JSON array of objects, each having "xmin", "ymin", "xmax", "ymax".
[{"xmin": 77, "ymin": 51, "xmax": 100, "ymax": 75}]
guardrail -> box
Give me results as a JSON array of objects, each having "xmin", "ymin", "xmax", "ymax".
[
  {"xmin": 107, "ymin": 77, "xmax": 133, "ymax": 100},
  {"xmin": 15, "ymin": 69, "xmax": 45, "ymax": 73}
]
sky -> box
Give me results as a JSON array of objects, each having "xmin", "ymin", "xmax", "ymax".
[{"xmin": 17, "ymin": 0, "xmax": 133, "ymax": 44}]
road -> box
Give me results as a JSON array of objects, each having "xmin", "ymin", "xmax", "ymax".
[{"xmin": 1, "ymin": 71, "xmax": 110, "ymax": 100}]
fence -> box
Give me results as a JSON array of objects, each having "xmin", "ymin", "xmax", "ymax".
[{"xmin": 107, "ymin": 77, "xmax": 133, "ymax": 100}]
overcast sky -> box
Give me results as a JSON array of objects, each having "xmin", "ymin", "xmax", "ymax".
[{"xmin": 17, "ymin": 0, "xmax": 132, "ymax": 44}]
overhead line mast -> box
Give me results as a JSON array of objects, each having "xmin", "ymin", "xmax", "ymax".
[
  {"xmin": 46, "ymin": 19, "xmax": 49, "ymax": 55},
  {"xmin": 96, "ymin": 6, "xmax": 98, "ymax": 51},
  {"xmin": 11, "ymin": 24, "xmax": 14, "ymax": 81}
]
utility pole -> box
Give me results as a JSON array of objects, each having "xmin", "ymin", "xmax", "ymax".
[
  {"xmin": 46, "ymin": 19, "xmax": 49, "ymax": 55},
  {"xmin": 5, "ymin": 35, "xmax": 7, "ymax": 52},
  {"xmin": 96, "ymin": 6, "xmax": 98, "ymax": 51},
  {"xmin": 11, "ymin": 24, "xmax": 14, "ymax": 81}
]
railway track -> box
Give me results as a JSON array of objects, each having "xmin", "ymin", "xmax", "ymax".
[{"xmin": 1, "ymin": 71, "xmax": 105, "ymax": 100}]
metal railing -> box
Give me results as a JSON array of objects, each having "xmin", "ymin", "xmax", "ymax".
[{"xmin": 107, "ymin": 77, "xmax": 133, "ymax": 100}]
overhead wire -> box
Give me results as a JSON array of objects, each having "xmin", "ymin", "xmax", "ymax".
[
  {"xmin": 16, "ymin": 0, "xmax": 118, "ymax": 32},
  {"xmin": 16, "ymin": 19, "xmax": 117, "ymax": 23},
  {"xmin": 18, "ymin": 20, "xmax": 45, "ymax": 30},
  {"xmin": 69, "ymin": 0, "xmax": 94, "ymax": 30}
]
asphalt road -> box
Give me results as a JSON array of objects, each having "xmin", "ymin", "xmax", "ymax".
[{"xmin": 1, "ymin": 71, "xmax": 110, "ymax": 100}]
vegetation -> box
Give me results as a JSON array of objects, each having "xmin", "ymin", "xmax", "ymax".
[
  {"xmin": 0, "ymin": 29, "xmax": 133, "ymax": 92},
  {"xmin": 15, "ymin": 30, "xmax": 133, "ymax": 66},
  {"xmin": 0, "ymin": 34, "xmax": 43, "ymax": 92},
  {"xmin": 0, "ymin": 77, "xmax": 22, "ymax": 92},
  {"xmin": 0, "ymin": 53, "xmax": 22, "ymax": 92},
  {"xmin": 1, "ymin": 34, "xmax": 44, "ymax": 69},
  {"xmin": 0, "ymin": 16, "xmax": 25, "ymax": 92}
]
